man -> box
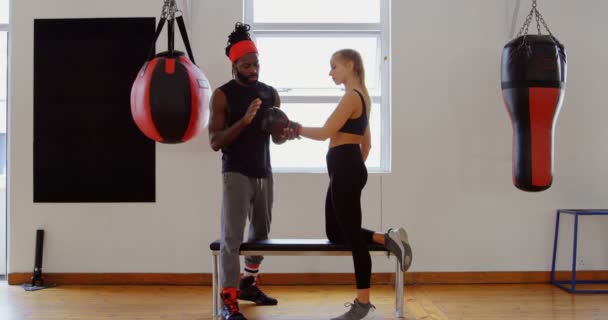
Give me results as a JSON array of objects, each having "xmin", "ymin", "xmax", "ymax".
[{"xmin": 208, "ymin": 22, "xmax": 292, "ymax": 320}]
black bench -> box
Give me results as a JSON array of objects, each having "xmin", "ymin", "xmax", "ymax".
[{"xmin": 210, "ymin": 239, "xmax": 405, "ymax": 318}]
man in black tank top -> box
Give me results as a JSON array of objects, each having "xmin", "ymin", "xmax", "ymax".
[{"xmin": 208, "ymin": 23, "xmax": 288, "ymax": 320}]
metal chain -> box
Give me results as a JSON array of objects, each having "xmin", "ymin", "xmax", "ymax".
[
  {"xmin": 535, "ymin": 6, "xmax": 554, "ymax": 36},
  {"xmin": 516, "ymin": 5, "xmax": 534, "ymax": 37},
  {"xmin": 534, "ymin": 5, "xmax": 542, "ymax": 35},
  {"xmin": 515, "ymin": 0, "xmax": 553, "ymax": 38},
  {"xmin": 161, "ymin": 0, "xmax": 179, "ymax": 20}
]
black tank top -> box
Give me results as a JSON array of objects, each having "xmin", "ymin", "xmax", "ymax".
[
  {"xmin": 218, "ymin": 80, "xmax": 275, "ymax": 178},
  {"xmin": 338, "ymin": 89, "xmax": 368, "ymax": 135}
]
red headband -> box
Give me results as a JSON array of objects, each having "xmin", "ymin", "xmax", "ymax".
[{"xmin": 229, "ymin": 40, "xmax": 258, "ymax": 63}]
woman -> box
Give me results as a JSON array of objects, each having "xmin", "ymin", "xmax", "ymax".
[{"xmin": 297, "ymin": 49, "xmax": 413, "ymax": 320}]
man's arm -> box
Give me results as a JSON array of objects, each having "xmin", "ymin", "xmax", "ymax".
[{"xmin": 208, "ymin": 89, "xmax": 261, "ymax": 151}]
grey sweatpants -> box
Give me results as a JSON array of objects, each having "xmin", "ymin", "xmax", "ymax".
[{"xmin": 220, "ymin": 172, "xmax": 273, "ymax": 288}]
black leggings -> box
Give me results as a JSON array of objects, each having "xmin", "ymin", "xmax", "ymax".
[{"xmin": 325, "ymin": 144, "xmax": 374, "ymax": 289}]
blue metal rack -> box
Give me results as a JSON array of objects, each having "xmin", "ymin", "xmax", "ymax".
[{"xmin": 551, "ymin": 209, "xmax": 608, "ymax": 293}]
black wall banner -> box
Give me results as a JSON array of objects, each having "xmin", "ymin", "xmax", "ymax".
[{"xmin": 34, "ymin": 18, "xmax": 156, "ymax": 202}]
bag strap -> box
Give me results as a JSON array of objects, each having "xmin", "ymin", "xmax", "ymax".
[
  {"xmin": 146, "ymin": 18, "xmax": 166, "ymax": 61},
  {"xmin": 145, "ymin": 15, "xmax": 196, "ymax": 64},
  {"xmin": 176, "ymin": 15, "xmax": 196, "ymax": 64}
]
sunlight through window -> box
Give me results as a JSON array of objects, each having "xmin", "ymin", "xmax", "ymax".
[{"xmin": 245, "ymin": 0, "xmax": 390, "ymax": 172}]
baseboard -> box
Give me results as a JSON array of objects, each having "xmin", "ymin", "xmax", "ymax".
[
  {"xmin": 8, "ymin": 271, "xmax": 608, "ymax": 286},
  {"xmin": 7, "ymin": 273, "xmax": 212, "ymax": 285}
]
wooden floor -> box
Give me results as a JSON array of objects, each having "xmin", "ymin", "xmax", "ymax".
[{"xmin": 2, "ymin": 283, "xmax": 608, "ymax": 320}]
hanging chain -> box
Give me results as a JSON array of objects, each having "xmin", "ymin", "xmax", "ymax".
[
  {"xmin": 516, "ymin": 0, "xmax": 554, "ymax": 38},
  {"xmin": 516, "ymin": 0, "xmax": 535, "ymax": 37},
  {"xmin": 534, "ymin": 3, "xmax": 542, "ymax": 35},
  {"xmin": 161, "ymin": 0, "xmax": 179, "ymax": 20},
  {"xmin": 535, "ymin": 5, "xmax": 553, "ymax": 36}
]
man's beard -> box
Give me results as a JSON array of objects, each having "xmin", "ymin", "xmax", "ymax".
[{"xmin": 236, "ymin": 70, "xmax": 258, "ymax": 85}]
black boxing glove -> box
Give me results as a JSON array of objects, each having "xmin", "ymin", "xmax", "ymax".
[{"xmin": 261, "ymin": 107, "xmax": 301, "ymax": 138}]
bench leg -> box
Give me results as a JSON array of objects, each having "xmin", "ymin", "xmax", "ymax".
[
  {"xmin": 395, "ymin": 257, "xmax": 404, "ymax": 318},
  {"xmin": 212, "ymin": 254, "xmax": 219, "ymax": 319}
]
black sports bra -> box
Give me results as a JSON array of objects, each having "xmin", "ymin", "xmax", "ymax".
[{"xmin": 338, "ymin": 89, "xmax": 368, "ymax": 135}]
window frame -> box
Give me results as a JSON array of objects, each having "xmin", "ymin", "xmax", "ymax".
[{"xmin": 244, "ymin": 0, "xmax": 391, "ymax": 173}]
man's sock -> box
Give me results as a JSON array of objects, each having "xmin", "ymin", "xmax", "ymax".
[{"xmin": 243, "ymin": 263, "xmax": 260, "ymax": 281}]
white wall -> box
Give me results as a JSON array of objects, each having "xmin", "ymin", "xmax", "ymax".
[
  {"xmin": 387, "ymin": 0, "xmax": 608, "ymax": 271},
  {"xmin": 8, "ymin": 0, "xmax": 608, "ymax": 276}
]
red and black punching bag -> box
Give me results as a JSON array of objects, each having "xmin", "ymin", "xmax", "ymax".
[
  {"xmin": 131, "ymin": 14, "xmax": 211, "ymax": 143},
  {"xmin": 501, "ymin": 34, "xmax": 566, "ymax": 192}
]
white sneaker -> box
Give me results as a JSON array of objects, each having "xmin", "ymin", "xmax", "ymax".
[{"xmin": 385, "ymin": 227, "xmax": 413, "ymax": 272}]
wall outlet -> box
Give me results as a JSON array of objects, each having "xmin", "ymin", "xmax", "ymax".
[{"xmin": 577, "ymin": 256, "xmax": 585, "ymax": 268}]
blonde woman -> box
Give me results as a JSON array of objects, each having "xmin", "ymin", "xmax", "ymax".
[{"xmin": 298, "ymin": 49, "xmax": 413, "ymax": 320}]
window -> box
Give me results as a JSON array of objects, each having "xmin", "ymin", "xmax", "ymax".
[
  {"xmin": 1, "ymin": 0, "xmax": 7, "ymax": 174},
  {"xmin": 0, "ymin": 0, "xmax": 7, "ymax": 25},
  {"xmin": 0, "ymin": 2, "xmax": 8, "ymax": 176},
  {"xmin": 0, "ymin": 0, "xmax": 8, "ymax": 278},
  {"xmin": 0, "ymin": 29, "xmax": 6, "ymax": 175},
  {"xmin": 245, "ymin": 0, "xmax": 390, "ymax": 172}
]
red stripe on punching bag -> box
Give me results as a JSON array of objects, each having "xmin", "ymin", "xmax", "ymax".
[
  {"xmin": 528, "ymin": 87, "xmax": 559, "ymax": 187},
  {"xmin": 165, "ymin": 58, "xmax": 175, "ymax": 74},
  {"xmin": 131, "ymin": 59, "xmax": 163, "ymax": 142}
]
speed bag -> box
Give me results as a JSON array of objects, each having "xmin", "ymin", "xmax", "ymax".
[
  {"xmin": 130, "ymin": 51, "xmax": 211, "ymax": 143},
  {"xmin": 501, "ymin": 35, "xmax": 566, "ymax": 192}
]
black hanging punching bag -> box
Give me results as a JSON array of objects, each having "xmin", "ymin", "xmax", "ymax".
[
  {"xmin": 131, "ymin": 6, "xmax": 211, "ymax": 144},
  {"xmin": 501, "ymin": 2, "xmax": 566, "ymax": 192}
]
